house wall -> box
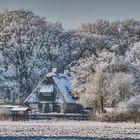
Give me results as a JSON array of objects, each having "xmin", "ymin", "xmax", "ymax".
[{"xmin": 65, "ymin": 103, "xmax": 83, "ymax": 113}]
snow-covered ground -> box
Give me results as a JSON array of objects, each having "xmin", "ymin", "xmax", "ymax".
[{"xmin": 0, "ymin": 120, "xmax": 139, "ymax": 139}]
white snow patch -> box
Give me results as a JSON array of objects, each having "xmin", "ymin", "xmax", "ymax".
[
  {"xmin": 46, "ymin": 72, "xmax": 57, "ymax": 77},
  {"xmin": 39, "ymin": 84, "xmax": 54, "ymax": 93}
]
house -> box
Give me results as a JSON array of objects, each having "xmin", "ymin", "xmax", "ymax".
[{"xmin": 24, "ymin": 69, "xmax": 83, "ymax": 114}]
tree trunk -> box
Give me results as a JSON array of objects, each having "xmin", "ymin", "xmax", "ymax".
[{"xmin": 100, "ymin": 96, "xmax": 104, "ymax": 113}]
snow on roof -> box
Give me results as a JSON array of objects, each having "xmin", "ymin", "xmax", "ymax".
[
  {"xmin": 11, "ymin": 107, "xmax": 31, "ymax": 112},
  {"xmin": 39, "ymin": 84, "xmax": 54, "ymax": 93},
  {"xmin": 46, "ymin": 72, "xmax": 57, "ymax": 77},
  {"xmin": 52, "ymin": 73, "xmax": 78, "ymax": 104}
]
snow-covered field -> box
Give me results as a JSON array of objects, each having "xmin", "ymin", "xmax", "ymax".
[{"xmin": 0, "ymin": 120, "xmax": 139, "ymax": 139}]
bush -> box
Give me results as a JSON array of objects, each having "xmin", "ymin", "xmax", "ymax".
[
  {"xmin": 93, "ymin": 112, "xmax": 140, "ymax": 123},
  {"xmin": 0, "ymin": 107, "xmax": 12, "ymax": 120},
  {"xmin": 0, "ymin": 108, "xmax": 5, "ymax": 120}
]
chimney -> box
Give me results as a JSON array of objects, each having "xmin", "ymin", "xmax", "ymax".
[{"xmin": 52, "ymin": 67, "xmax": 57, "ymax": 73}]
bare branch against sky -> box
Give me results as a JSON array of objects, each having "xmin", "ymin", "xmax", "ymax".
[{"xmin": 0, "ymin": 0, "xmax": 140, "ymax": 29}]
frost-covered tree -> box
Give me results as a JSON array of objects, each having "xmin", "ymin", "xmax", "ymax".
[
  {"xmin": 0, "ymin": 9, "xmax": 63, "ymax": 100},
  {"xmin": 80, "ymin": 19, "xmax": 110, "ymax": 35},
  {"xmin": 71, "ymin": 19, "xmax": 140, "ymax": 113},
  {"xmin": 107, "ymin": 19, "xmax": 140, "ymax": 55},
  {"xmin": 71, "ymin": 50, "xmax": 140, "ymax": 113}
]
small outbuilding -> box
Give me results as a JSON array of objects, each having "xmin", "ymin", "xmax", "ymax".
[{"xmin": 11, "ymin": 107, "xmax": 31, "ymax": 121}]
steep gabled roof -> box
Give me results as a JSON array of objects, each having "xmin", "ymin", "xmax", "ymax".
[
  {"xmin": 52, "ymin": 73, "xmax": 77, "ymax": 103},
  {"xmin": 24, "ymin": 72, "xmax": 79, "ymax": 104}
]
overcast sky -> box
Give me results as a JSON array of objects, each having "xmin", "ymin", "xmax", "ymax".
[{"xmin": 0, "ymin": 0, "xmax": 140, "ymax": 30}]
